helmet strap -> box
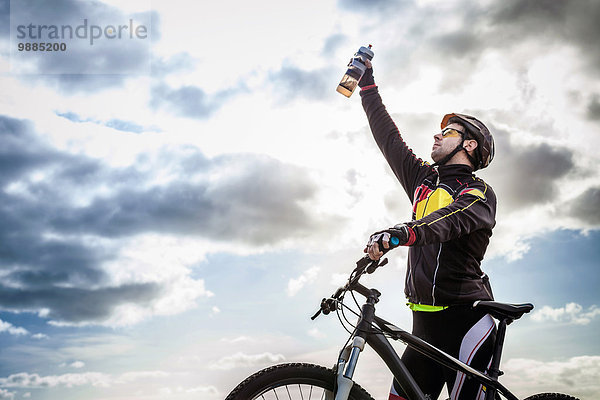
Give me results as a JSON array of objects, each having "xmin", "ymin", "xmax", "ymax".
[
  {"xmin": 432, "ymin": 141, "xmax": 478, "ymax": 170},
  {"xmin": 431, "ymin": 143, "xmax": 465, "ymax": 168}
]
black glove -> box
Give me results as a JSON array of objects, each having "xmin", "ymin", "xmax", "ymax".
[
  {"xmin": 365, "ymin": 224, "xmax": 411, "ymax": 260},
  {"xmin": 358, "ymin": 65, "xmax": 375, "ymax": 88},
  {"xmin": 368, "ymin": 225, "xmax": 409, "ymax": 248}
]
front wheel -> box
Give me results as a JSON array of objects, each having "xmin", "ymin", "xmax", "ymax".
[
  {"xmin": 523, "ymin": 393, "xmax": 580, "ymax": 400},
  {"xmin": 225, "ymin": 362, "xmax": 375, "ymax": 400}
]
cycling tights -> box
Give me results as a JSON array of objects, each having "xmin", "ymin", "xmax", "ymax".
[{"xmin": 389, "ymin": 305, "xmax": 496, "ymax": 400}]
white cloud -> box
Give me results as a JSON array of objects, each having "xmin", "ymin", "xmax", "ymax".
[
  {"xmin": 308, "ymin": 328, "xmax": 326, "ymax": 339},
  {"xmin": 503, "ymin": 356, "xmax": 600, "ymax": 399},
  {"xmin": 209, "ymin": 352, "xmax": 286, "ymax": 370},
  {"xmin": 0, "ymin": 370, "xmax": 171, "ymax": 390},
  {"xmin": 220, "ymin": 336, "xmax": 254, "ymax": 344},
  {"xmin": 185, "ymin": 385, "xmax": 219, "ymax": 395},
  {"xmin": 0, "ymin": 388, "xmax": 15, "ymax": 399},
  {"xmin": 115, "ymin": 371, "xmax": 170, "ymax": 384},
  {"xmin": 31, "ymin": 333, "xmax": 48, "ymax": 340},
  {"xmin": 70, "ymin": 361, "xmax": 85, "ymax": 369},
  {"xmin": 287, "ymin": 266, "xmax": 320, "ymax": 297},
  {"xmin": 0, "ymin": 372, "xmax": 110, "ymax": 389},
  {"xmin": 0, "ymin": 320, "xmax": 28, "ymax": 337},
  {"xmin": 531, "ymin": 303, "xmax": 600, "ymax": 325}
]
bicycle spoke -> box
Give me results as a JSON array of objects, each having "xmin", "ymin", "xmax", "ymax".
[{"xmin": 250, "ymin": 383, "xmax": 333, "ymax": 400}]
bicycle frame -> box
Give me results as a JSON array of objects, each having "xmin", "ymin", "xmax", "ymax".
[{"xmin": 333, "ymin": 282, "xmax": 519, "ymax": 400}]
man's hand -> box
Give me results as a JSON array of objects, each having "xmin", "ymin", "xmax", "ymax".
[
  {"xmin": 358, "ymin": 59, "xmax": 375, "ymax": 88},
  {"xmin": 364, "ymin": 224, "xmax": 410, "ymax": 260}
]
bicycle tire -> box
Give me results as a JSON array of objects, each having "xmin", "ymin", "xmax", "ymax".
[
  {"xmin": 225, "ymin": 362, "xmax": 375, "ymax": 400},
  {"xmin": 523, "ymin": 393, "xmax": 580, "ymax": 400}
]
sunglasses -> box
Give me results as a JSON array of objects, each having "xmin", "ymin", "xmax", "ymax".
[{"xmin": 440, "ymin": 128, "xmax": 464, "ymax": 138}]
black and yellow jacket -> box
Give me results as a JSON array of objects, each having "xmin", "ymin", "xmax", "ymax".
[{"xmin": 361, "ymin": 86, "xmax": 496, "ymax": 306}]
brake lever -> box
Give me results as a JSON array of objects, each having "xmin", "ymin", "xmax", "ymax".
[{"xmin": 366, "ymin": 257, "xmax": 388, "ymax": 273}]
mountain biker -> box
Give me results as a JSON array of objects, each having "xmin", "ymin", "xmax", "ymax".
[{"xmin": 359, "ymin": 60, "xmax": 498, "ymax": 400}]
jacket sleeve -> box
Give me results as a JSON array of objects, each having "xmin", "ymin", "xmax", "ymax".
[
  {"xmin": 360, "ymin": 86, "xmax": 432, "ymax": 202},
  {"xmin": 405, "ymin": 182, "xmax": 497, "ymax": 246}
]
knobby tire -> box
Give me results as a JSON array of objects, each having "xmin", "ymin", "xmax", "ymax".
[
  {"xmin": 523, "ymin": 393, "xmax": 580, "ymax": 400},
  {"xmin": 225, "ymin": 362, "xmax": 375, "ymax": 400}
]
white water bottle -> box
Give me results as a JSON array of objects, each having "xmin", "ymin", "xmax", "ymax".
[{"xmin": 336, "ymin": 45, "xmax": 374, "ymax": 97}]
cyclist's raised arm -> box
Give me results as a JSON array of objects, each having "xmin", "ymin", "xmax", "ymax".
[{"xmin": 360, "ymin": 72, "xmax": 431, "ymax": 200}]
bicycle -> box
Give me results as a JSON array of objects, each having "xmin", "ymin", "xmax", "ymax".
[{"xmin": 225, "ymin": 241, "xmax": 580, "ymax": 400}]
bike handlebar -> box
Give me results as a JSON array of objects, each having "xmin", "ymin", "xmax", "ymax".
[{"xmin": 311, "ymin": 235, "xmax": 401, "ymax": 320}]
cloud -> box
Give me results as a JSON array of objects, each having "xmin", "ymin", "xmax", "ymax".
[
  {"xmin": 0, "ymin": 388, "xmax": 15, "ymax": 400},
  {"xmin": 487, "ymin": 0, "xmax": 600, "ymax": 72},
  {"xmin": 503, "ymin": 356, "xmax": 600, "ymax": 399},
  {"xmin": 322, "ymin": 33, "xmax": 348, "ymax": 56},
  {"xmin": 587, "ymin": 95, "xmax": 600, "ymax": 121},
  {"xmin": 486, "ymin": 127, "xmax": 576, "ymax": 210},
  {"xmin": 531, "ymin": 303, "xmax": 600, "ymax": 325},
  {"xmin": 209, "ymin": 352, "xmax": 286, "ymax": 370},
  {"xmin": 150, "ymin": 83, "xmax": 243, "ymax": 119},
  {"xmin": 55, "ymin": 111, "xmax": 158, "ymax": 134},
  {"xmin": 307, "ymin": 327, "xmax": 326, "ymax": 339},
  {"xmin": 71, "ymin": 361, "xmax": 85, "ymax": 369},
  {"xmin": 0, "ymin": 372, "xmax": 110, "ymax": 389},
  {"xmin": 268, "ymin": 64, "xmax": 337, "ymax": 103},
  {"xmin": 0, "ymin": 370, "xmax": 170, "ymax": 389},
  {"xmin": 564, "ymin": 186, "xmax": 600, "ymax": 225},
  {"xmin": 0, "ymin": 320, "xmax": 28, "ymax": 336},
  {"xmin": 151, "ymin": 52, "xmax": 196, "ymax": 77},
  {"xmin": 5, "ymin": 0, "xmax": 162, "ymax": 92},
  {"xmin": 0, "ymin": 114, "xmax": 334, "ymax": 325},
  {"xmin": 337, "ymin": 0, "xmax": 406, "ymax": 13},
  {"xmin": 287, "ymin": 266, "xmax": 320, "ymax": 297}
]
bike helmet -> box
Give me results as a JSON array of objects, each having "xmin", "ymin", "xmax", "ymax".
[{"xmin": 440, "ymin": 113, "xmax": 495, "ymax": 170}]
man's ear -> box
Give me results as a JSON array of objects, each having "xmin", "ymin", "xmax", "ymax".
[{"xmin": 463, "ymin": 139, "xmax": 478, "ymax": 152}]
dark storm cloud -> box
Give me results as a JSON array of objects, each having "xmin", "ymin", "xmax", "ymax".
[
  {"xmin": 487, "ymin": 126, "xmax": 576, "ymax": 209},
  {"xmin": 0, "ymin": 114, "xmax": 326, "ymax": 323},
  {"xmin": 431, "ymin": 0, "xmax": 600, "ymax": 72},
  {"xmin": 566, "ymin": 187, "xmax": 600, "ymax": 225},
  {"xmin": 0, "ymin": 282, "xmax": 160, "ymax": 322},
  {"xmin": 587, "ymin": 95, "xmax": 600, "ymax": 121},
  {"xmin": 49, "ymin": 154, "xmax": 319, "ymax": 244}
]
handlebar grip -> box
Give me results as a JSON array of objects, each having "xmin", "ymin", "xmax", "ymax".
[{"xmin": 378, "ymin": 235, "xmax": 400, "ymax": 253}]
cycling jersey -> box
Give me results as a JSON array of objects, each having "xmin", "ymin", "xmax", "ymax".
[{"xmin": 360, "ymin": 86, "xmax": 496, "ymax": 306}]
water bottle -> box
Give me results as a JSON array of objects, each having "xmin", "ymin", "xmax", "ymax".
[{"xmin": 336, "ymin": 45, "xmax": 374, "ymax": 98}]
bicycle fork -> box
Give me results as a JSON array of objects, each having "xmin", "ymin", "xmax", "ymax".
[
  {"xmin": 334, "ymin": 293, "xmax": 378, "ymax": 400},
  {"xmin": 334, "ymin": 335, "xmax": 366, "ymax": 400}
]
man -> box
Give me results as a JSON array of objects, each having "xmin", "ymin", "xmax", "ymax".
[{"xmin": 359, "ymin": 60, "xmax": 497, "ymax": 400}]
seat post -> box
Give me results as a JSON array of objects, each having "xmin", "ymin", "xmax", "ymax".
[{"xmin": 485, "ymin": 318, "xmax": 509, "ymax": 400}]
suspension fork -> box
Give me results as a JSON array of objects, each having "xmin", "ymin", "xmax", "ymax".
[{"xmin": 334, "ymin": 292, "xmax": 378, "ymax": 400}]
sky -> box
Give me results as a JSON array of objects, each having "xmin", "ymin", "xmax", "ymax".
[{"xmin": 0, "ymin": 0, "xmax": 599, "ymax": 399}]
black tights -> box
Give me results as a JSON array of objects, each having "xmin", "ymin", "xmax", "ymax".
[{"xmin": 389, "ymin": 306, "xmax": 497, "ymax": 400}]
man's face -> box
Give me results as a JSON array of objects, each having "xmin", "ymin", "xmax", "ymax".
[{"xmin": 431, "ymin": 123, "xmax": 464, "ymax": 162}]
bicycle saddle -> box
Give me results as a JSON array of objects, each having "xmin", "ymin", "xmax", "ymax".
[{"xmin": 472, "ymin": 300, "xmax": 534, "ymax": 322}]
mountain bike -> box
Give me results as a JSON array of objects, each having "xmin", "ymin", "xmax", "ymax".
[{"xmin": 225, "ymin": 244, "xmax": 579, "ymax": 400}]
